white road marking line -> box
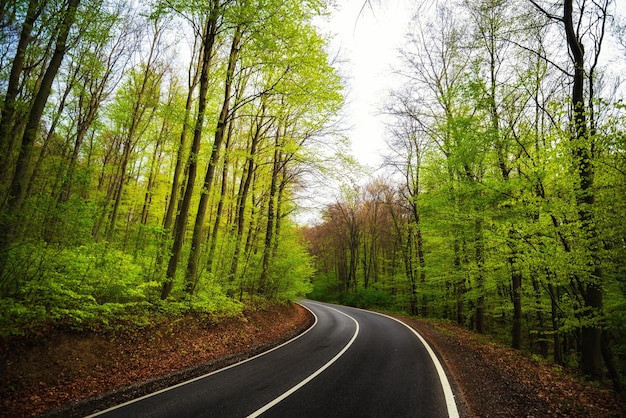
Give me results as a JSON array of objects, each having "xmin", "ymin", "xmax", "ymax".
[
  {"xmin": 366, "ymin": 310, "xmax": 460, "ymax": 418},
  {"xmin": 246, "ymin": 303, "xmax": 360, "ymax": 418},
  {"xmin": 86, "ymin": 303, "xmax": 319, "ymax": 417}
]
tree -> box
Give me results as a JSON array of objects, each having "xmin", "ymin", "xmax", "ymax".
[
  {"xmin": 184, "ymin": 22, "xmax": 242, "ymax": 295},
  {"xmin": 161, "ymin": 0, "xmax": 221, "ymax": 300},
  {"xmin": 0, "ymin": 0, "xmax": 81, "ymax": 277},
  {"xmin": 530, "ymin": 0, "xmax": 610, "ymax": 381},
  {"xmin": 385, "ymin": 113, "xmax": 428, "ymax": 315}
]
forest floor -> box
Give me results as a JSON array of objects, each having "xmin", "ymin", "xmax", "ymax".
[{"xmin": 1, "ymin": 302, "xmax": 625, "ymax": 418}]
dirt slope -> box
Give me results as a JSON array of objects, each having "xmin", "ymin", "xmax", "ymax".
[{"xmin": 400, "ymin": 317, "xmax": 626, "ymax": 417}]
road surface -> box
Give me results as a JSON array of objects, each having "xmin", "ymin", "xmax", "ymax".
[{"xmin": 88, "ymin": 301, "xmax": 459, "ymax": 417}]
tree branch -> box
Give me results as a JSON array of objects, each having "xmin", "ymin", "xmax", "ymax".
[
  {"xmin": 528, "ymin": 0, "xmax": 564, "ymax": 22},
  {"xmin": 507, "ymin": 37, "xmax": 573, "ymax": 76}
]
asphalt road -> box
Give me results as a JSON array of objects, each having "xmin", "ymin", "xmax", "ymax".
[{"xmin": 88, "ymin": 301, "xmax": 459, "ymax": 418}]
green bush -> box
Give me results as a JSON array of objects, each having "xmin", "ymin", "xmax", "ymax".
[
  {"xmin": 341, "ymin": 287, "xmax": 393, "ymax": 310},
  {"xmin": 0, "ymin": 241, "xmax": 159, "ymax": 335},
  {"xmin": 267, "ymin": 228, "xmax": 315, "ymax": 301}
]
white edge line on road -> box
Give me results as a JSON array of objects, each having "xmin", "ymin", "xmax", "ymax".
[
  {"xmin": 246, "ymin": 303, "xmax": 360, "ymax": 418},
  {"xmin": 86, "ymin": 302, "xmax": 319, "ymax": 417},
  {"xmin": 368, "ymin": 310, "xmax": 460, "ymax": 418}
]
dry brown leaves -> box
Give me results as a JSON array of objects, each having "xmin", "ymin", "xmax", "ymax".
[{"xmin": 398, "ymin": 317, "xmax": 626, "ymax": 417}]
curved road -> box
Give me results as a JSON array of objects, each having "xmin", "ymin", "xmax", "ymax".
[{"xmin": 89, "ymin": 301, "xmax": 459, "ymax": 417}]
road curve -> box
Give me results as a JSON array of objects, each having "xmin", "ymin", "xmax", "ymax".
[{"xmin": 88, "ymin": 301, "xmax": 459, "ymax": 418}]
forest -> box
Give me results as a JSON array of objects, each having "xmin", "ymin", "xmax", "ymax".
[
  {"xmin": 0, "ymin": 0, "xmax": 343, "ymax": 335},
  {"xmin": 305, "ymin": 0, "xmax": 626, "ymax": 390},
  {"xmin": 1, "ymin": 0, "xmax": 625, "ymax": 396}
]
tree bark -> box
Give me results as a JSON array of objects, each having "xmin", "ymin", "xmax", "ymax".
[
  {"xmin": 0, "ymin": 0, "xmax": 43, "ymax": 196},
  {"xmin": 183, "ymin": 24, "xmax": 242, "ymax": 295},
  {"xmin": 563, "ymin": 0, "xmax": 604, "ymax": 380},
  {"xmin": 161, "ymin": 6, "xmax": 219, "ymax": 300},
  {"xmin": 162, "ymin": 34, "xmax": 202, "ymax": 234},
  {"xmin": 258, "ymin": 128, "xmax": 282, "ymax": 296},
  {"xmin": 0, "ymin": 0, "xmax": 80, "ymax": 253},
  {"xmin": 205, "ymin": 117, "xmax": 234, "ymax": 279},
  {"xmin": 229, "ymin": 112, "xmax": 265, "ymax": 287}
]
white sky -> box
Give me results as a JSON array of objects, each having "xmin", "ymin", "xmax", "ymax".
[{"xmin": 317, "ymin": 0, "xmax": 416, "ymax": 169}]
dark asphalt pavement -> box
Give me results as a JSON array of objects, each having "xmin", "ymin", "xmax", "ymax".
[{"xmin": 88, "ymin": 301, "xmax": 459, "ymax": 418}]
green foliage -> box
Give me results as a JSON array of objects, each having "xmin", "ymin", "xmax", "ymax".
[
  {"xmin": 308, "ymin": 273, "xmax": 343, "ymax": 304},
  {"xmin": 0, "ymin": 241, "xmax": 155, "ymax": 335},
  {"xmin": 305, "ymin": 0, "xmax": 626, "ymax": 387},
  {"xmin": 268, "ymin": 230, "xmax": 315, "ymax": 301},
  {"xmin": 0, "ymin": 0, "xmax": 342, "ymax": 341},
  {"xmin": 340, "ymin": 287, "xmax": 394, "ymax": 310}
]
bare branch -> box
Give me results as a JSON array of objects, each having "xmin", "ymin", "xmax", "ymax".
[
  {"xmin": 506, "ymin": 37, "xmax": 573, "ymax": 76},
  {"xmin": 528, "ymin": 0, "xmax": 564, "ymax": 22}
]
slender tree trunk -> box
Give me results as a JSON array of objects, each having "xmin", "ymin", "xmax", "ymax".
[
  {"xmin": 258, "ymin": 129, "xmax": 281, "ymax": 296},
  {"xmin": 161, "ymin": 8, "xmax": 219, "ymax": 300},
  {"xmin": 547, "ymin": 282, "xmax": 563, "ymax": 365},
  {"xmin": 162, "ymin": 36, "xmax": 202, "ymax": 234},
  {"xmin": 205, "ymin": 118, "xmax": 234, "ymax": 278},
  {"xmin": 105, "ymin": 139, "xmax": 131, "ymax": 240},
  {"xmin": 183, "ymin": 24, "xmax": 241, "ymax": 296},
  {"xmin": 563, "ymin": 0, "xmax": 603, "ymax": 380},
  {"xmin": 531, "ymin": 276, "xmax": 548, "ymax": 357},
  {"xmin": 155, "ymin": 40, "xmax": 201, "ymax": 280},
  {"xmin": 413, "ymin": 219, "xmax": 426, "ymax": 316},
  {"xmin": 0, "ymin": 0, "xmax": 80, "ymax": 263},
  {"xmin": 141, "ymin": 118, "xmax": 167, "ymax": 225},
  {"xmin": 511, "ymin": 251, "xmax": 523, "ymax": 350},
  {"xmin": 474, "ymin": 218, "xmax": 486, "ymax": 334},
  {"xmin": 28, "ymin": 64, "xmax": 75, "ymax": 200},
  {"xmin": 92, "ymin": 137, "xmax": 123, "ymax": 241},
  {"xmin": 0, "ymin": 0, "xmax": 43, "ymax": 195},
  {"xmin": 229, "ymin": 116, "xmax": 263, "ymax": 287}
]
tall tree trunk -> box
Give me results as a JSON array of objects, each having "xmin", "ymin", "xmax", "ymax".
[
  {"xmin": 407, "ymin": 232, "xmax": 418, "ymax": 316},
  {"xmin": 229, "ymin": 113, "xmax": 264, "ymax": 287},
  {"xmin": 547, "ymin": 282, "xmax": 563, "ymax": 365},
  {"xmin": 474, "ymin": 218, "xmax": 486, "ymax": 334},
  {"xmin": 0, "ymin": 0, "xmax": 80, "ymax": 261},
  {"xmin": 161, "ymin": 6, "xmax": 219, "ymax": 300},
  {"xmin": 531, "ymin": 276, "xmax": 548, "ymax": 357},
  {"xmin": 455, "ymin": 239, "xmax": 465, "ymax": 325},
  {"xmin": 258, "ymin": 130, "xmax": 282, "ymax": 296},
  {"xmin": 141, "ymin": 117, "xmax": 167, "ymax": 225},
  {"xmin": 412, "ymin": 213, "xmax": 426, "ymax": 316},
  {"xmin": 511, "ymin": 251, "xmax": 523, "ymax": 350},
  {"xmin": 106, "ymin": 140, "xmax": 132, "ymax": 240},
  {"xmin": 205, "ymin": 118, "xmax": 234, "ymax": 279},
  {"xmin": 0, "ymin": 0, "xmax": 43, "ymax": 195},
  {"xmin": 156, "ymin": 37, "xmax": 202, "ymax": 280},
  {"xmin": 563, "ymin": 0, "xmax": 603, "ymax": 380},
  {"xmin": 183, "ymin": 24, "xmax": 241, "ymax": 296},
  {"xmin": 162, "ymin": 34, "xmax": 202, "ymax": 234},
  {"xmin": 29, "ymin": 63, "xmax": 75, "ymax": 198}
]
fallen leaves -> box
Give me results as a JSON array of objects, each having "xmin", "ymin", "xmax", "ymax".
[{"xmin": 398, "ymin": 317, "xmax": 626, "ymax": 418}]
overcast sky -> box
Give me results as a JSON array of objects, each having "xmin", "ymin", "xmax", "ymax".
[{"xmin": 317, "ymin": 0, "xmax": 416, "ymax": 169}]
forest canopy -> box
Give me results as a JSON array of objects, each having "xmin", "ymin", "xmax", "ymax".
[
  {"xmin": 305, "ymin": 0, "xmax": 626, "ymax": 389},
  {"xmin": 0, "ymin": 0, "xmax": 343, "ymax": 332}
]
